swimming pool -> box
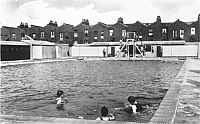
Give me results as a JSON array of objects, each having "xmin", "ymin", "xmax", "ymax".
[{"xmin": 0, "ymin": 60, "xmax": 183, "ymax": 122}]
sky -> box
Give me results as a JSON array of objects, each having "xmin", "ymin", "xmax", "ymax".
[{"xmin": 0, "ymin": 0, "xmax": 199, "ymax": 27}]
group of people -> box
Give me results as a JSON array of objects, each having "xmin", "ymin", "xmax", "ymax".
[{"xmin": 56, "ymin": 90, "xmax": 143, "ymax": 121}]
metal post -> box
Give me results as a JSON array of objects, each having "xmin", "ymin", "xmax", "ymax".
[
  {"xmin": 133, "ymin": 39, "xmax": 135, "ymax": 58},
  {"xmin": 30, "ymin": 44, "xmax": 33, "ymax": 60},
  {"xmin": 198, "ymin": 42, "xmax": 200, "ymax": 59},
  {"xmin": 128, "ymin": 43, "xmax": 129, "ymax": 60}
]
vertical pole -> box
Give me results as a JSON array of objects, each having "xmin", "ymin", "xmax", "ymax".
[
  {"xmin": 128, "ymin": 44, "xmax": 129, "ymax": 59},
  {"xmin": 133, "ymin": 39, "xmax": 135, "ymax": 58},
  {"xmin": 30, "ymin": 44, "xmax": 33, "ymax": 60},
  {"xmin": 198, "ymin": 42, "xmax": 200, "ymax": 59}
]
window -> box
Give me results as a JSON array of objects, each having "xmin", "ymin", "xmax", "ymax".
[
  {"xmin": 51, "ymin": 31, "xmax": 55, "ymax": 38},
  {"xmin": 127, "ymin": 32, "xmax": 136, "ymax": 39},
  {"xmin": 109, "ymin": 30, "xmax": 113, "ymax": 36},
  {"xmin": 94, "ymin": 31, "xmax": 98, "ymax": 35},
  {"xmin": 100, "ymin": 31, "xmax": 104, "ymax": 39},
  {"xmin": 175, "ymin": 30, "xmax": 178, "ymax": 37},
  {"xmin": 191, "ymin": 27, "xmax": 195, "ymax": 35},
  {"xmin": 41, "ymin": 32, "xmax": 44, "ymax": 38},
  {"xmin": 122, "ymin": 30, "xmax": 126, "ymax": 37},
  {"xmin": 84, "ymin": 29, "xmax": 88, "ymax": 34},
  {"xmin": 145, "ymin": 45, "xmax": 152, "ymax": 52},
  {"xmin": 12, "ymin": 33, "xmax": 16, "ymax": 40},
  {"xmin": 32, "ymin": 33, "xmax": 36, "ymax": 39},
  {"xmin": 74, "ymin": 32, "xmax": 78, "ymax": 37},
  {"xmin": 180, "ymin": 30, "xmax": 184, "ymax": 39},
  {"xmin": 173, "ymin": 30, "xmax": 178, "ymax": 38},
  {"xmin": 162, "ymin": 28, "xmax": 167, "ymax": 34},
  {"xmin": 60, "ymin": 33, "xmax": 63, "ymax": 41},
  {"xmin": 133, "ymin": 32, "xmax": 136, "ymax": 38},
  {"xmin": 148, "ymin": 29, "xmax": 153, "ymax": 36}
]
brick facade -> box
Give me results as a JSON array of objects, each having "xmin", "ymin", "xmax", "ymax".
[
  {"xmin": 29, "ymin": 25, "xmax": 44, "ymax": 40},
  {"xmin": 126, "ymin": 21, "xmax": 148, "ymax": 41},
  {"xmin": 1, "ymin": 14, "xmax": 200, "ymax": 43},
  {"xmin": 73, "ymin": 19, "xmax": 90, "ymax": 44},
  {"xmin": 58, "ymin": 24, "xmax": 74, "ymax": 44},
  {"xmin": 89, "ymin": 22, "xmax": 112, "ymax": 42},
  {"xmin": 168, "ymin": 19, "xmax": 190, "ymax": 41},
  {"xmin": 1, "ymin": 26, "xmax": 22, "ymax": 41},
  {"xmin": 112, "ymin": 17, "xmax": 128, "ymax": 42},
  {"xmin": 44, "ymin": 21, "xmax": 58, "ymax": 43}
]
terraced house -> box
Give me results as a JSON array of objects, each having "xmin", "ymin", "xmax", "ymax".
[
  {"xmin": 58, "ymin": 23, "xmax": 74, "ymax": 45},
  {"xmin": 1, "ymin": 14, "xmax": 200, "ymax": 43},
  {"xmin": 89, "ymin": 22, "xmax": 113, "ymax": 42},
  {"xmin": 73, "ymin": 19, "xmax": 90, "ymax": 44}
]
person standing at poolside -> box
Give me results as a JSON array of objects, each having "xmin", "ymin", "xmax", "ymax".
[{"xmin": 103, "ymin": 48, "xmax": 106, "ymax": 57}]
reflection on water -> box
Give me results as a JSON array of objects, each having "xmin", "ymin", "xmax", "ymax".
[{"xmin": 1, "ymin": 60, "xmax": 183, "ymax": 122}]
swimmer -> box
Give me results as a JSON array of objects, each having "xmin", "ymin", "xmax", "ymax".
[
  {"xmin": 96, "ymin": 106, "xmax": 115, "ymax": 121},
  {"xmin": 56, "ymin": 90, "xmax": 68, "ymax": 110},
  {"xmin": 127, "ymin": 96, "xmax": 137, "ymax": 113},
  {"xmin": 114, "ymin": 96, "xmax": 142, "ymax": 114}
]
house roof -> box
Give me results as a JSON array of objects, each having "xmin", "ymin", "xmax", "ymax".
[
  {"xmin": 91, "ymin": 22, "xmax": 112, "ymax": 29},
  {"xmin": 113, "ymin": 22, "xmax": 128, "ymax": 28},
  {"xmin": 126, "ymin": 21, "xmax": 147, "ymax": 31},
  {"xmin": 73, "ymin": 23, "xmax": 89, "ymax": 30}
]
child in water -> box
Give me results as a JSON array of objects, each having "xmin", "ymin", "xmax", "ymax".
[
  {"xmin": 96, "ymin": 106, "xmax": 115, "ymax": 121},
  {"xmin": 115, "ymin": 96, "xmax": 142, "ymax": 114},
  {"xmin": 126, "ymin": 96, "xmax": 137, "ymax": 114},
  {"xmin": 56, "ymin": 90, "xmax": 65, "ymax": 110}
]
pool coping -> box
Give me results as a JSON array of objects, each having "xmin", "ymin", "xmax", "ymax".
[{"xmin": 149, "ymin": 61, "xmax": 187, "ymax": 124}]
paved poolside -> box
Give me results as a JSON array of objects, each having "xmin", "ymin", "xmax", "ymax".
[
  {"xmin": 150, "ymin": 59, "xmax": 200, "ymax": 124},
  {"xmin": 0, "ymin": 58, "xmax": 199, "ymax": 124}
]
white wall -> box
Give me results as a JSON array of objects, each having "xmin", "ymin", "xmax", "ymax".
[
  {"xmin": 72, "ymin": 46, "xmax": 107, "ymax": 57},
  {"xmin": 198, "ymin": 43, "xmax": 200, "ymax": 59},
  {"xmin": 42, "ymin": 46, "xmax": 56, "ymax": 59},
  {"xmin": 56, "ymin": 45, "xmax": 69, "ymax": 58},
  {"xmin": 163, "ymin": 45, "xmax": 198, "ymax": 57},
  {"xmin": 32, "ymin": 46, "xmax": 43, "ymax": 59}
]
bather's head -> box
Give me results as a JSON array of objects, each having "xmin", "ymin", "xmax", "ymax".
[
  {"xmin": 128, "ymin": 96, "xmax": 136, "ymax": 105},
  {"xmin": 57, "ymin": 90, "xmax": 64, "ymax": 97},
  {"xmin": 101, "ymin": 106, "xmax": 109, "ymax": 117}
]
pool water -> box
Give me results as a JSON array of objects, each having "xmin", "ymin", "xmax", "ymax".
[{"xmin": 0, "ymin": 60, "xmax": 183, "ymax": 122}]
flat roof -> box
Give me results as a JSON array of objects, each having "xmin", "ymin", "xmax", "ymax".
[
  {"xmin": 89, "ymin": 42, "xmax": 121, "ymax": 46},
  {"xmin": 128, "ymin": 40, "xmax": 186, "ymax": 45},
  {"xmin": 22, "ymin": 40, "xmax": 56, "ymax": 46},
  {"xmin": 0, "ymin": 41, "xmax": 30, "ymax": 46}
]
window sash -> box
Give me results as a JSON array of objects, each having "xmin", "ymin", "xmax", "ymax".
[
  {"xmin": 51, "ymin": 32, "xmax": 55, "ymax": 38},
  {"xmin": 122, "ymin": 30, "xmax": 126, "ymax": 37},
  {"xmin": 191, "ymin": 28, "xmax": 195, "ymax": 35},
  {"xmin": 109, "ymin": 30, "xmax": 113, "ymax": 36},
  {"xmin": 41, "ymin": 32, "xmax": 44, "ymax": 38},
  {"xmin": 12, "ymin": 33, "xmax": 16, "ymax": 39},
  {"xmin": 180, "ymin": 30, "xmax": 184, "ymax": 39},
  {"xmin": 32, "ymin": 34, "xmax": 36, "ymax": 38},
  {"xmin": 162, "ymin": 28, "xmax": 167, "ymax": 33},
  {"xmin": 60, "ymin": 33, "xmax": 63, "ymax": 41},
  {"xmin": 74, "ymin": 33, "xmax": 78, "ymax": 37}
]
